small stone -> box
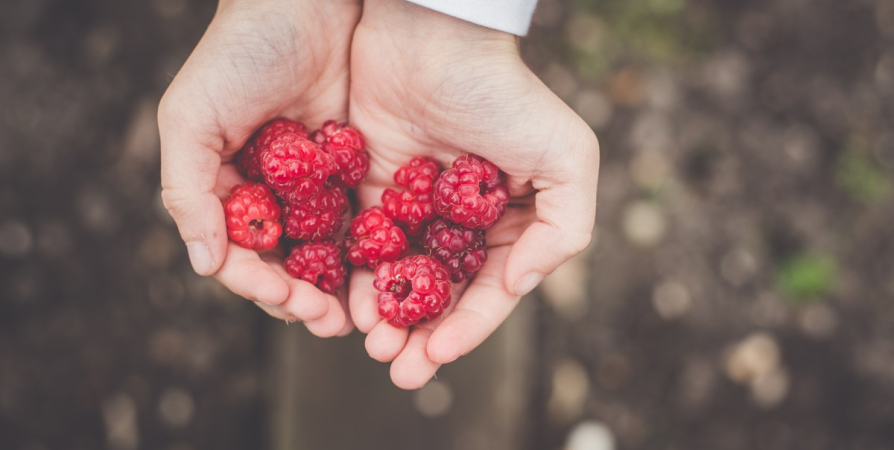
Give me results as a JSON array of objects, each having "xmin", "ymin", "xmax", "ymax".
[
  {"xmin": 565, "ymin": 421, "xmax": 615, "ymax": 450},
  {"xmin": 158, "ymin": 388, "xmax": 194, "ymax": 428},
  {"xmin": 622, "ymin": 201, "xmax": 667, "ymax": 248},
  {"xmin": 548, "ymin": 359, "xmax": 590, "ymax": 424},
  {"xmin": 725, "ymin": 332, "xmax": 781, "ymax": 385},
  {"xmin": 0, "ymin": 220, "xmax": 32, "ymax": 257},
  {"xmin": 750, "ymin": 367, "xmax": 789, "ymax": 409},
  {"xmin": 412, "ymin": 380, "xmax": 453, "ymax": 418},
  {"xmin": 798, "ymin": 304, "xmax": 838, "ymax": 340},
  {"xmin": 102, "ymin": 393, "xmax": 138, "ymax": 450},
  {"xmin": 652, "ymin": 280, "xmax": 691, "ymax": 320}
]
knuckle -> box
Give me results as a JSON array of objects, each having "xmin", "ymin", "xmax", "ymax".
[
  {"xmin": 160, "ymin": 188, "xmax": 194, "ymax": 221},
  {"xmin": 566, "ymin": 231, "xmax": 593, "ymax": 255}
]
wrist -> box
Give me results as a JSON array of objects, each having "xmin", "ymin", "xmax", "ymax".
[{"xmin": 359, "ymin": 0, "xmax": 518, "ymax": 59}]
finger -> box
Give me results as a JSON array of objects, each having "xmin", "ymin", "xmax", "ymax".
[
  {"xmin": 365, "ymin": 321, "xmax": 409, "ymax": 362},
  {"xmin": 427, "ymin": 246, "xmax": 519, "ymax": 364},
  {"xmin": 158, "ymin": 95, "xmax": 228, "ymax": 276},
  {"xmin": 336, "ymin": 290, "xmax": 355, "ymax": 337},
  {"xmin": 390, "ymin": 327, "xmax": 441, "ymax": 390},
  {"xmin": 348, "ymin": 269, "xmax": 383, "ymax": 333},
  {"xmin": 303, "ymin": 294, "xmax": 347, "ymax": 338},
  {"xmin": 214, "ymin": 245, "xmax": 289, "ymax": 305},
  {"xmin": 504, "ymin": 133, "xmax": 599, "ymax": 296},
  {"xmin": 267, "ymin": 261, "xmax": 333, "ymax": 324}
]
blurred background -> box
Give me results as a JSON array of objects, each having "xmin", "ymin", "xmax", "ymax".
[{"xmin": 2, "ymin": 0, "xmax": 894, "ymax": 449}]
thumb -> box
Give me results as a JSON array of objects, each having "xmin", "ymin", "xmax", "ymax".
[
  {"xmin": 158, "ymin": 96, "xmax": 228, "ymax": 276},
  {"xmin": 504, "ymin": 132, "xmax": 600, "ymax": 296}
]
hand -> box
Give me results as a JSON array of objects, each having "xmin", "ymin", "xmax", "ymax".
[
  {"xmin": 347, "ymin": 0, "xmax": 600, "ymax": 389},
  {"xmin": 158, "ymin": 0, "xmax": 360, "ymax": 336}
]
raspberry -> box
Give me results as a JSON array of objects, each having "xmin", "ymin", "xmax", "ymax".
[
  {"xmin": 345, "ymin": 207, "xmax": 409, "ymax": 269},
  {"xmin": 283, "ymin": 183, "xmax": 349, "ymax": 241},
  {"xmin": 236, "ymin": 119, "xmax": 309, "ymax": 181},
  {"xmin": 434, "ymin": 154, "xmax": 509, "ymax": 229},
  {"xmin": 382, "ymin": 157, "xmax": 441, "ymax": 235},
  {"xmin": 223, "ymin": 182, "xmax": 282, "ymax": 251},
  {"xmin": 284, "ymin": 241, "xmax": 346, "ymax": 294},
  {"xmin": 374, "ymin": 255, "xmax": 452, "ymax": 327},
  {"xmin": 311, "ymin": 120, "xmax": 369, "ymax": 188},
  {"xmin": 423, "ymin": 219, "xmax": 487, "ymax": 282},
  {"xmin": 260, "ymin": 133, "xmax": 336, "ymax": 202}
]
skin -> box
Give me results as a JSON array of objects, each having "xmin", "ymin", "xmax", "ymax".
[
  {"xmin": 159, "ymin": 0, "xmax": 599, "ymax": 389},
  {"xmin": 158, "ymin": 0, "xmax": 361, "ymax": 337}
]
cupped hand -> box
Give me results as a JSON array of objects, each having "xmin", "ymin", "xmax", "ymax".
[
  {"xmin": 347, "ymin": 0, "xmax": 600, "ymax": 388},
  {"xmin": 158, "ymin": 0, "xmax": 360, "ymax": 336}
]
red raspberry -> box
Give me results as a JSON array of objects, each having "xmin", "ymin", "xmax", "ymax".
[
  {"xmin": 423, "ymin": 219, "xmax": 487, "ymax": 282},
  {"xmin": 311, "ymin": 120, "xmax": 369, "ymax": 188},
  {"xmin": 223, "ymin": 182, "xmax": 282, "ymax": 251},
  {"xmin": 434, "ymin": 154, "xmax": 509, "ymax": 229},
  {"xmin": 236, "ymin": 119, "xmax": 309, "ymax": 181},
  {"xmin": 260, "ymin": 133, "xmax": 336, "ymax": 202},
  {"xmin": 382, "ymin": 157, "xmax": 441, "ymax": 235},
  {"xmin": 345, "ymin": 207, "xmax": 409, "ymax": 269},
  {"xmin": 284, "ymin": 241, "xmax": 346, "ymax": 294},
  {"xmin": 282, "ymin": 183, "xmax": 349, "ymax": 241},
  {"xmin": 374, "ymin": 255, "xmax": 452, "ymax": 327}
]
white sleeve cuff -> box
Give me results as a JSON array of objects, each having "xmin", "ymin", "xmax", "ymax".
[{"xmin": 405, "ymin": 0, "xmax": 538, "ymax": 36}]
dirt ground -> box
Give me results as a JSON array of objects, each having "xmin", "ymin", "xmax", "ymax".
[{"xmin": 1, "ymin": 0, "xmax": 893, "ymax": 449}]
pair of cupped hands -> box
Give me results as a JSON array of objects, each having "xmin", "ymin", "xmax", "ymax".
[{"xmin": 158, "ymin": 0, "xmax": 599, "ymax": 389}]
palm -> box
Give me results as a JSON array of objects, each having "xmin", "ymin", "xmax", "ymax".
[
  {"xmin": 159, "ymin": 0, "xmax": 360, "ymax": 336},
  {"xmin": 346, "ymin": 16, "xmax": 599, "ymax": 388}
]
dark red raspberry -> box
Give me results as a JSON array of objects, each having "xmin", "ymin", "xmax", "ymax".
[
  {"xmin": 236, "ymin": 119, "xmax": 309, "ymax": 181},
  {"xmin": 311, "ymin": 120, "xmax": 369, "ymax": 188},
  {"xmin": 284, "ymin": 241, "xmax": 346, "ymax": 294},
  {"xmin": 345, "ymin": 207, "xmax": 409, "ymax": 269},
  {"xmin": 283, "ymin": 183, "xmax": 349, "ymax": 241},
  {"xmin": 423, "ymin": 219, "xmax": 487, "ymax": 282},
  {"xmin": 374, "ymin": 255, "xmax": 452, "ymax": 327},
  {"xmin": 260, "ymin": 133, "xmax": 336, "ymax": 202},
  {"xmin": 223, "ymin": 182, "xmax": 282, "ymax": 251},
  {"xmin": 382, "ymin": 157, "xmax": 441, "ymax": 235},
  {"xmin": 434, "ymin": 154, "xmax": 509, "ymax": 229}
]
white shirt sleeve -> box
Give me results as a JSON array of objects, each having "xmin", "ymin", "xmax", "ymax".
[{"xmin": 405, "ymin": 0, "xmax": 538, "ymax": 36}]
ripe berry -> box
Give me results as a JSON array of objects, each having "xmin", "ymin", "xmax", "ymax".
[
  {"xmin": 382, "ymin": 157, "xmax": 440, "ymax": 235},
  {"xmin": 423, "ymin": 219, "xmax": 487, "ymax": 282},
  {"xmin": 374, "ymin": 255, "xmax": 452, "ymax": 327},
  {"xmin": 223, "ymin": 182, "xmax": 282, "ymax": 251},
  {"xmin": 345, "ymin": 207, "xmax": 409, "ymax": 269},
  {"xmin": 311, "ymin": 120, "xmax": 369, "ymax": 188},
  {"xmin": 284, "ymin": 241, "xmax": 346, "ymax": 294},
  {"xmin": 260, "ymin": 133, "xmax": 336, "ymax": 202},
  {"xmin": 434, "ymin": 154, "xmax": 509, "ymax": 229},
  {"xmin": 236, "ymin": 119, "xmax": 309, "ymax": 182},
  {"xmin": 283, "ymin": 183, "xmax": 349, "ymax": 241}
]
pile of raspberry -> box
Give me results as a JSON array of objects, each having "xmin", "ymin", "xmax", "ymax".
[{"xmin": 223, "ymin": 119, "xmax": 510, "ymax": 328}]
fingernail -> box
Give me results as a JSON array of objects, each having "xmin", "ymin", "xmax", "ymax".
[
  {"xmin": 515, "ymin": 273, "xmax": 544, "ymax": 296},
  {"xmin": 186, "ymin": 242, "xmax": 213, "ymax": 275}
]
